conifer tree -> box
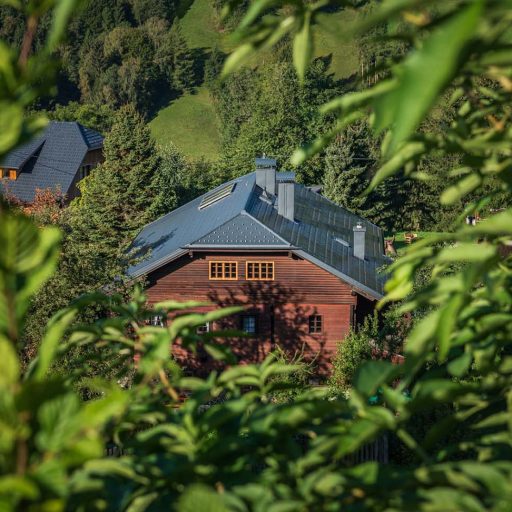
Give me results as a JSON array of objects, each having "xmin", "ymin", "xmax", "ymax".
[
  {"xmin": 323, "ymin": 121, "xmax": 379, "ymax": 214},
  {"xmin": 323, "ymin": 120, "xmax": 409, "ymax": 232},
  {"xmin": 68, "ymin": 104, "xmax": 161, "ymax": 282},
  {"xmin": 169, "ymin": 21, "xmax": 195, "ymax": 92}
]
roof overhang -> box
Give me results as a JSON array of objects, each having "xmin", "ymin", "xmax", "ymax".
[
  {"xmin": 292, "ymin": 249, "xmax": 384, "ymax": 301},
  {"xmin": 128, "ymin": 245, "xmax": 384, "ymax": 300},
  {"xmin": 128, "ymin": 248, "xmax": 189, "ymax": 279},
  {"xmin": 187, "ymin": 244, "xmax": 295, "ymax": 250}
]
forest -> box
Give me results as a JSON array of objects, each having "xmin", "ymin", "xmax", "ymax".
[
  {"xmin": 3, "ymin": 0, "xmax": 501, "ymax": 235},
  {"xmin": 1, "ymin": 0, "xmax": 512, "ymax": 511}
]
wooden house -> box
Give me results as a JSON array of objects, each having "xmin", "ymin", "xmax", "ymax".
[
  {"xmin": 0, "ymin": 121, "xmax": 104, "ymax": 204},
  {"xmin": 129, "ymin": 159, "xmax": 388, "ymax": 373}
]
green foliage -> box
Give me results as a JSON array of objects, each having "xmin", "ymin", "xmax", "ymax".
[
  {"xmin": 131, "ymin": 0, "xmax": 176, "ymax": 24},
  {"xmin": 212, "ymin": 51, "xmax": 343, "ymax": 183},
  {"xmin": 68, "ymin": 104, "xmax": 162, "ymax": 281},
  {"xmin": 46, "ymin": 101, "xmax": 116, "ymax": 132},
  {"xmin": 329, "ymin": 313, "xmax": 379, "ymax": 394},
  {"xmin": 167, "ymin": 21, "xmax": 195, "ymax": 92},
  {"xmin": 4, "ymin": 1, "xmax": 512, "ymax": 511},
  {"xmin": 220, "ymin": 0, "xmax": 512, "ymax": 508}
]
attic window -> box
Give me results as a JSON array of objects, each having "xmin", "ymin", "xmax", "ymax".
[
  {"xmin": 0, "ymin": 168, "xmax": 17, "ymax": 180},
  {"xmin": 334, "ymin": 236, "xmax": 350, "ymax": 248},
  {"xmin": 199, "ymin": 183, "xmax": 236, "ymax": 210}
]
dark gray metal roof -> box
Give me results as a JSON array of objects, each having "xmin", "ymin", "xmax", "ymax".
[
  {"xmin": 128, "ymin": 175, "xmax": 256, "ymax": 277},
  {"xmin": 192, "ymin": 213, "xmax": 290, "ymax": 247},
  {"xmin": 276, "ymin": 171, "xmax": 296, "ymax": 182},
  {"xmin": 247, "ymin": 184, "xmax": 387, "ymax": 298},
  {"xmin": 0, "ymin": 121, "xmax": 103, "ymax": 203},
  {"xmin": 255, "ymin": 157, "xmax": 277, "ymax": 168},
  {"xmin": 128, "ymin": 172, "xmax": 388, "ymax": 298}
]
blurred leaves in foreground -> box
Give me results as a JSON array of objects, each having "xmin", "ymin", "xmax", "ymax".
[{"xmin": 1, "ymin": 0, "xmax": 512, "ymax": 510}]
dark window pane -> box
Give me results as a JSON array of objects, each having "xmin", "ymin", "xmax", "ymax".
[
  {"xmin": 242, "ymin": 315, "xmax": 257, "ymax": 334},
  {"xmin": 309, "ymin": 315, "xmax": 322, "ymax": 334}
]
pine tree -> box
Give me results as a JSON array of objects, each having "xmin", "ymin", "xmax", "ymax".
[
  {"xmin": 68, "ymin": 104, "xmax": 162, "ymax": 282},
  {"xmin": 151, "ymin": 143, "xmax": 183, "ymax": 216},
  {"xmin": 169, "ymin": 21, "xmax": 195, "ymax": 92},
  {"xmin": 322, "ymin": 120, "xmax": 410, "ymax": 233},
  {"xmin": 323, "ymin": 120, "xmax": 378, "ymax": 213}
]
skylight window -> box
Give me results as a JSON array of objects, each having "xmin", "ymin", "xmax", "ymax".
[
  {"xmin": 334, "ymin": 236, "xmax": 350, "ymax": 248},
  {"xmin": 199, "ymin": 183, "xmax": 236, "ymax": 210}
]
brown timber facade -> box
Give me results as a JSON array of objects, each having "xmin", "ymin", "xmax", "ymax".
[
  {"xmin": 130, "ymin": 159, "xmax": 388, "ymax": 375},
  {"xmin": 146, "ymin": 251, "xmax": 371, "ymax": 374}
]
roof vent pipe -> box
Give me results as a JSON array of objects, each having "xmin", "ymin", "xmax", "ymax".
[
  {"xmin": 255, "ymin": 157, "xmax": 276, "ymax": 196},
  {"xmin": 353, "ymin": 223, "xmax": 366, "ymax": 260},
  {"xmin": 278, "ymin": 182, "xmax": 295, "ymax": 221}
]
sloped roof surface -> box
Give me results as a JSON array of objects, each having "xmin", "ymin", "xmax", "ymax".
[
  {"xmin": 1, "ymin": 137, "xmax": 45, "ymax": 169},
  {"xmin": 128, "ymin": 175, "xmax": 256, "ymax": 276},
  {"xmin": 247, "ymin": 184, "xmax": 387, "ymax": 297},
  {"xmin": 129, "ymin": 172, "xmax": 388, "ymax": 298},
  {"xmin": 193, "ymin": 214, "xmax": 289, "ymax": 247},
  {"xmin": 0, "ymin": 121, "xmax": 103, "ymax": 203}
]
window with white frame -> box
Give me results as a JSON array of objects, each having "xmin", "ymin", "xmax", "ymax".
[
  {"xmin": 241, "ymin": 315, "xmax": 257, "ymax": 335},
  {"xmin": 197, "ymin": 322, "xmax": 210, "ymax": 334}
]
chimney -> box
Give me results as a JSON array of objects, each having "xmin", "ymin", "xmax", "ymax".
[
  {"xmin": 353, "ymin": 223, "xmax": 366, "ymax": 260},
  {"xmin": 255, "ymin": 157, "xmax": 276, "ymax": 195},
  {"xmin": 278, "ymin": 182, "xmax": 295, "ymax": 221}
]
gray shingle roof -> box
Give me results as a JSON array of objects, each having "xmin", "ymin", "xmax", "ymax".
[
  {"xmin": 128, "ymin": 172, "xmax": 388, "ymax": 298},
  {"xmin": 0, "ymin": 121, "xmax": 103, "ymax": 203}
]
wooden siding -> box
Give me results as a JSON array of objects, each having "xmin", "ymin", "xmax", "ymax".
[
  {"xmin": 67, "ymin": 148, "xmax": 104, "ymax": 200},
  {"xmin": 147, "ymin": 252, "xmax": 357, "ymax": 305},
  {"xmin": 146, "ymin": 251, "xmax": 369, "ymax": 374}
]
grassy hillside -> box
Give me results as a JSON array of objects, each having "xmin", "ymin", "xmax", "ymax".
[
  {"xmin": 315, "ymin": 10, "xmax": 359, "ymax": 79},
  {"xmin": 179, "ymin": 0, "xmax": 233, "ymax": 51},
  {"xmin": 150, "ymin": 87, "xmax": 221, "ymax": 159},
  {"xmin": 150, "ymin": 1, "xmax": 360, "ymax": 160}
]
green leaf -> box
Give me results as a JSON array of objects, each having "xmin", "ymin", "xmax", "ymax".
[
  {"xmin": 0, "ymin": 214, "xmax": 61, "ymax": 340},
  {"xmin": 353, "ymin": 361, "xmax": 397, "ymax": 397},
  {"xmin": 373, "ymin": 1, "xmax": 483, "ymax": 155},
  {"xmin": 204, "ymin": 343, "xmax": 236, "ymax": 363},
  {"xmin": 29, "ymin": 308, "xmax": 77, "ymax": 381},
  {"xmin": 447, "ymin": 351, "xmax": 473, "ymax": 377},
  {"xmin": 36, "ymin": 392, "xmax": 81, "ymax": 453},
  {"xmin": 222, "ymin": 43, "xmax": 256, "ymax": 77},
  {"xmin": 293, "ymin": 10, "xmax": 313, "ymax": 83},
  {"xmin": 437, "ymin": 295, "xmax": 464, "ymax": 361},
  {"xmin": 441, "ymin": 174, "xmax": 483, "ymax": 205},
  {"xmin": 178, "ymin": 484, "xmax": 227, "ymax": 512},
  {"xmin": 0, "ymin": 335, "xmax": 19, "ymax": 387},
  {"xmin": 436, "ymin": 243, "xmax": 496, "ymax": 263},
  {"xmin": 0, "ymin": 102, "xmax": 23, "ymax": 154},
  {"xmin": 0, "ymin": 475, "xmax": 39, "ymax": 500},
  {"xmin": 367, "ymin": 141, "xmax": 425, "ymax": 192}
]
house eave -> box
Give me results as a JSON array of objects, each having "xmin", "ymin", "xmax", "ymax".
[
  {"xmin": 186, "ymin": 244, "xmax": 295, "ymax": 250},
  {"xmin": 127, "ymin": 249, "xmax": 189, "ymax": 279},
  {"xmin": 292, "ymin": 249, "xmax": 384, "ymax": 301}
]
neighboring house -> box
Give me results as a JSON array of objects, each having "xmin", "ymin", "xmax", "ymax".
[
  {"xmin": 129, "ymin": 158, "xmax": 388, "ymax": 373},
  {"xmin": 0, "ymin": 121, "xmax": 104, "ymax": 203}
]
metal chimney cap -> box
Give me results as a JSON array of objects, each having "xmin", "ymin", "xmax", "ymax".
[{"xmin": 255, "ymin": 157, "xmax": 277, "ymax": 169}]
